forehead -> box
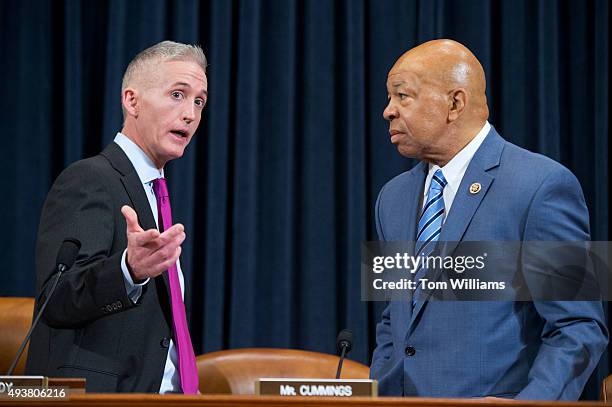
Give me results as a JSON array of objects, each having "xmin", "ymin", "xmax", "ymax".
[
  {"xmin": 157, "ymin": 60, "xmax": 208, "ymax": 93},
  {"xmin": 386, "ymin": 55, "xmax": 447, "ymax": 91},
  {"xmin": 386, "ymin": 68, "xmax": 421, "ymax": 89}
]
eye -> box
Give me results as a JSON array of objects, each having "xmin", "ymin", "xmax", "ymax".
[
  {"xmin": 195, "ymin": 98, "xmax": 206, "ymax": 108},
  {"xmin": 399, "ymin": 93, "xmax": 408, "ymax": 100},
  {"xmin": 171, "ymin": 91, "xmax": 184, "ymax": 100}
]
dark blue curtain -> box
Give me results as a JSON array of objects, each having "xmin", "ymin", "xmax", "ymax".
[{"xmin": 0, "ymin": 0, "xmax": 608, "ymax": 399}]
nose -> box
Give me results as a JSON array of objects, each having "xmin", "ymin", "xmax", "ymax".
[
  {"xmin": 182, "ymin": 102, "xmax": 196, "ymax": 123},
  {"xmin": 383, "ymin": 101, "xmax": 397, "ymax": 121}
]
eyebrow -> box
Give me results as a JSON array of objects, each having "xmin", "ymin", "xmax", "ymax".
[{"xmin": 172, "ymin": 81, "xmax": 208, "ymax": 98}]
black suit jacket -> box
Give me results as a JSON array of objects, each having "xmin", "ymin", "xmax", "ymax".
[{"xmin": 26, "ymin": 142, "xmax": 174, "ymax": 393}]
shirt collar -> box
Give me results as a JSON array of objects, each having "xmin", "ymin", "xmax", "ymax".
[
  {"xmin": 113, "ymin": 132, "xmax": 164, "ymax": 185},
  {"xmin": 428, "ymin": 121, "xmax": 491, "ymax": 189}
]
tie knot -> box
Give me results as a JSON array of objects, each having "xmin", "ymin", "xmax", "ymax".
[
  {"xmin": 152, "ymin": 178, "xmax": 169, "ymax": 199},
  {"xmin": 431, "ymin": 169, "xmax": 447, "ymax": 191}
]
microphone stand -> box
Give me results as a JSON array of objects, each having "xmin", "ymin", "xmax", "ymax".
[
  {"xmin": 335, "ymin": 344, "xmax": 347, "ymax": 379},
  {"xmin": 6, "ymin": 269, "xmax": 64, "ymax": 375}
]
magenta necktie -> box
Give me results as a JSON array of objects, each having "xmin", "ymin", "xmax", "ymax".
[{"xmin": 152, "ymin": 178, "xmax": 199, "ymax": 394}]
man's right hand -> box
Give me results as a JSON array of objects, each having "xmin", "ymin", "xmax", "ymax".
[{"xmin": 121, "ymin": 205, "xmax": 185, "ymax": 281}]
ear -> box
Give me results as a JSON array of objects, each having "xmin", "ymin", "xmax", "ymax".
[
  {"xmin": 448, "ymin": 88, "xmax": 467, "ymax": 122},
  {"xmin": 122, "ymin": 88, "xmax": 139, "ymax": 118}
]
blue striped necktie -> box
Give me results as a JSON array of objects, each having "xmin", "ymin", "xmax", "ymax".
[{"xmin": 413, "ymin": 169, "xmax": 448, "ymax": 305}]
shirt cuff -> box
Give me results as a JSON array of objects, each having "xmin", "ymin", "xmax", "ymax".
[{"xmin": 121, "ymin": 249, "xmax": 149, "ymax": 303}]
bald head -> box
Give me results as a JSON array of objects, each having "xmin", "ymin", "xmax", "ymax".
[
  {"xmin": 392, "ymin": 39, "xmax": 488, "ymax": 121},
  {"xmin": 384, "ymin": 39, "xmax": 489, "ymax": 166}
]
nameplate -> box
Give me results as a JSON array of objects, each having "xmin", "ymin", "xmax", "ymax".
[
  {"xmin": 0, "ymin": 376, "xmax": 47, "ymax": 390},
  {"xmin": 0, "ymin": 376, "xmax": 85, "ymax": 399},
  {"xmin": 256, "ymin": 378, "xmax": 377, "ymax": 397}
]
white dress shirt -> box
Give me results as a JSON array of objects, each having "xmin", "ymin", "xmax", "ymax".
[
  {"xmin": 422, "ymin": 121, "xmax": 491, "ymax": 218},
  {"xmin": 114, "ymin": 132, "xmax": 185, "ymax": 393}
]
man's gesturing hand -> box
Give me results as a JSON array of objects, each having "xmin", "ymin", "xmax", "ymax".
[{"xmin": 121, "ymin": 205, "xmax": 185, "ymax": 281}]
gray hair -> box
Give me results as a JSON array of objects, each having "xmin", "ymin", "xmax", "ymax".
[{"xmin": 121, "ymin": 40, "xmax": 207, "ymax": 118}]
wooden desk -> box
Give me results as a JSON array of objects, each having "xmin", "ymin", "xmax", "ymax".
[{"xmin": 0, "ymin": 394, "xmax": 606, "ymax": 407}]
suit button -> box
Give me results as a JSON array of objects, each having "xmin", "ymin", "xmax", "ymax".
[
  {"xmin": 106, "ymin": 305, "xmax": 113, "ymax": 312},
  {"xmin": 405, "ymin": 346, "xmax": 416, "ymax": 356},
  {"xmin": 160, "ymin": 337, "xmax": 170, "ymax": 348}
]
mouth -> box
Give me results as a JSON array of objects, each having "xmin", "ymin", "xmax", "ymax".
[
  {"xmin": 389, "ymin": 129, "xmax": 403, "ymax": 143},
  {"xmin": 169, "ymin": 129, "xmax": 189, "ymax": 139}
]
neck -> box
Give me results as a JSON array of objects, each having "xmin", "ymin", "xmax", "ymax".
[
  {"xmin": 120, "ymin": 124, "xmax": 165, "ymax": 170},
  {"xmin": 427, "ymin": 121, "xmax": 484, "ymax": 167}
]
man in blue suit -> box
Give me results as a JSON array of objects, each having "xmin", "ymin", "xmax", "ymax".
[{"xmin": 370, "ymin": 39, "xmax": 608, "ymax": 400}]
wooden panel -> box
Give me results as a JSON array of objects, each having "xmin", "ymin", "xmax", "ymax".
[
  {"xmin": 0, "ymin": 297, "xmax": 34, "ymax": 375},
  {"xmin": 0, "ymin": 394, "xmax": 606, "ymax": 407},
  {"xmin": 48, "ymin": 378, "xmax": 86, "ymax": 393}
]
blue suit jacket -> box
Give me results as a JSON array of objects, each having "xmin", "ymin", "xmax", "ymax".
[{"xmin": 370, "ymin": 127, "xmax": 608, "ymax": 400}]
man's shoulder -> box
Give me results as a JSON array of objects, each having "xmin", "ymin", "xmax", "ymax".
[
  {"xmin": 503, "ymin": 140, "xmax": 563, "ymax": 170},
  {"xmin": 499, "ymin": 139, "xmax": 579, "ymax": 186},
  {"xmin": 377, "ymin": 134, "xmax": 582, "ymax": 201},
  {"xmin": 59, "ymin": 153, "xmax": 113, "ymax": 180},
  {"xmin": 52, "ymin": 143, "xmax": 126, "ymax": 190},
  {"xmin": 379, "ymin": 161, "xmax": 426, "ymax": 196}
]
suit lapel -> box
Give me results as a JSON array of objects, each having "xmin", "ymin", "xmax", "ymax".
[
  {"xmin": 101, "ymin": 142, "xmax": 171, "ymax": 291},
  {"xmin": 438, "ymin": 170, "xmax": 493, "ymax": 251},
  {"xmin": 392, "ymin": 163, "xmax": 427, "ymax": 337},
  {"xmin": 440, "ymin": 128, "xmax": 504, "ymax": 245},
  {"xmin": 101, "ymin": 142, "xmax": 157, "ymax": 230},
  {"xmin": 403, "ymin": 162, "xmax": 428, "ymax": 242},
  {"xmin": 408, "ymin": 127, "xmax": 505, "ymax": 329}
]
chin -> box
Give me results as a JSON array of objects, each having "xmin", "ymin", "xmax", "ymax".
[
  {"xmin": 160, "ymin": 149, "xmax": 187, "ymax": 165},
  {"xmin": 170, "ymin": 150, "xmax": 186, "ymax": 160},
  {"xmin": 397, "ymin": 146, "xmax": 418, "ymax": 159}
]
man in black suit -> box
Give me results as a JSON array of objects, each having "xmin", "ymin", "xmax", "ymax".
[{"xmin": 26, "ymin": 41, "xmax": 208, "ymax": 393}]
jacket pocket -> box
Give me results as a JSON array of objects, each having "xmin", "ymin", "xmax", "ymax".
[
  {"xmin": 480, "ymin": 391, "xmax": 519, "ymax": 399},
  {"xmin": 58, "ymin": 364, "xmax": 118, "ymax": 393}
]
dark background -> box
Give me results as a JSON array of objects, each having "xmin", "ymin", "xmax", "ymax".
[{"xmin": 0, "ymin": 0, "xmax": 608, "ymax": 399}]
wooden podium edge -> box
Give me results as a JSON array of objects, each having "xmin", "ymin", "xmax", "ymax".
[
  {"xmin": 24, "ymin": 394, "xmax": 605, "ymax": 407},
  {"xmin": 48, "ymin": 378, "xmax": 86, "ymax": 393},
  {"xmin": 0, "ymin": 379, "xmax": 604, "ymax": 406}
]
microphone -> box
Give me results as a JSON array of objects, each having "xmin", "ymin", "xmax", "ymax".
[
  {"xmin": 54, "ymin": 238, "xmax": 81, "ymax": 273},
  {"xmin": 6, "ymin": 238, "xmax": 81, "ymax": 375},
  {"xmin": 335, "ymin": 329, "xmax": 353, "ymax": 379}
]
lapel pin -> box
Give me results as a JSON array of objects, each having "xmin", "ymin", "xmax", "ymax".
[{"xmin": 469, "ymin": 183, "xmax": 481, "ymax": 194}]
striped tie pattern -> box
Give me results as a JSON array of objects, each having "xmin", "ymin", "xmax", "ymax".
[{"xmin": 413, "ymin": 169, "xmax": 447, "ymax": 306}]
